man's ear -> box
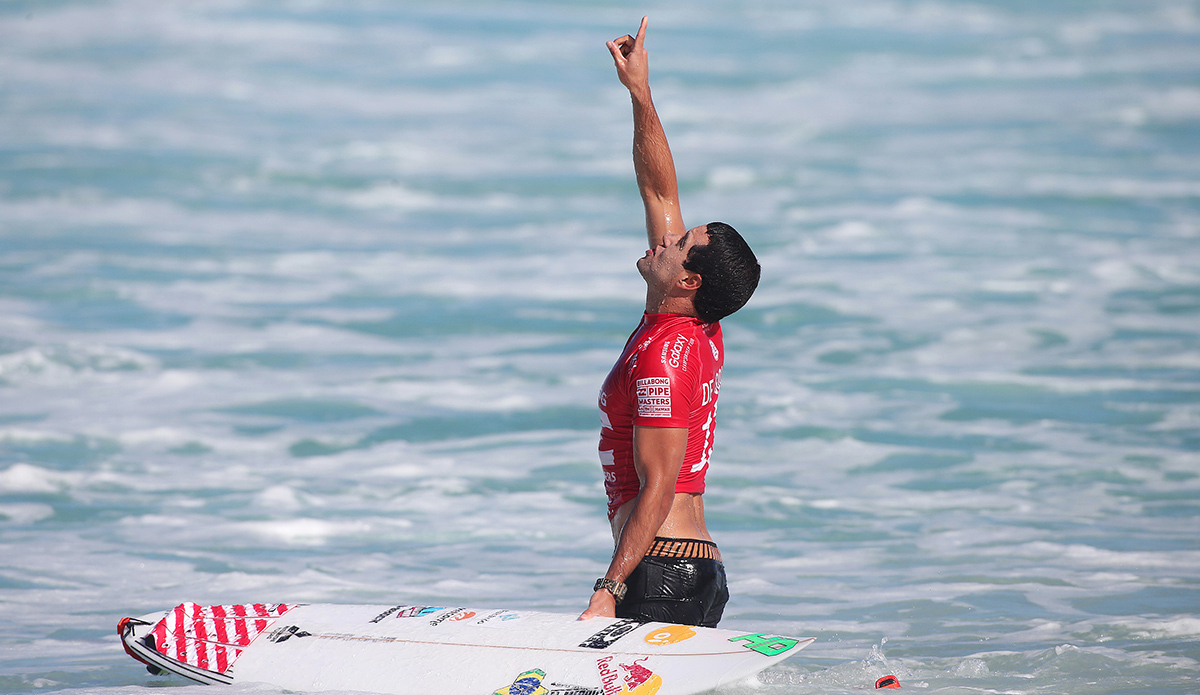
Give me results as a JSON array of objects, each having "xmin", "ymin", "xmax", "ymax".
[{"xmin": 678, "ymin": 271, "xmax": 702, "ymax": 292}]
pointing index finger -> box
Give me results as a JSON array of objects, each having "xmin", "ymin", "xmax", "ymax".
[{"xmin": 633, "ymin": 16, "xmax": 647, "ymax": 48}]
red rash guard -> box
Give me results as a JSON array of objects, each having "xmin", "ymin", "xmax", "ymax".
[{"xmin": 598, "ymin": 312, "xmax": 724, "ymax": 520}]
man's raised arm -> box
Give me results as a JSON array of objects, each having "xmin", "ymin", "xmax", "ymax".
[{"xmin": 607, "ymin": 17, "xmax": 686, "ymax": 249}]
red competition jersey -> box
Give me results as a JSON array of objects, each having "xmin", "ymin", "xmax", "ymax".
[{"xmin": 598, "ymin": 312, "xmax": 723, "ymax": 519}]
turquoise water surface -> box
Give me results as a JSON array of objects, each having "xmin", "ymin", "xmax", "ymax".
[{"xmin": 1, "ymin": 1, "xmax": 1199, "ymax": 694}]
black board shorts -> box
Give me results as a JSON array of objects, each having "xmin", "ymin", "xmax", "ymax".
[{"xmin": 615, "ymin": 538, "xmax": 729, "ymax": 628}]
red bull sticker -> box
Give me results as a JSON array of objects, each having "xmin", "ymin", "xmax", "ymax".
[{"xmin": 596, "ymin": 656, "xmax": 662, "ymax": 695}]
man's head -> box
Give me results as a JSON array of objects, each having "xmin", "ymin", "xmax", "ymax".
[
  {"xmin": 638, "ymin": 222, "xmax": 760, "ymax": 323},
  {"xmin": 682, "ymin": 222, "xmax": 760, "ymax": 323}
]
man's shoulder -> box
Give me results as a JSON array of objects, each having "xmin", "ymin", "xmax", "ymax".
[{"xmin": 628, "ymin": 318, "xmax": 710, "ymax": 380}]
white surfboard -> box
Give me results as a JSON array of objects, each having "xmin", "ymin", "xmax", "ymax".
[{"xmin": 118, "ymin": 602, "xmax": 813, "ymax": 695}]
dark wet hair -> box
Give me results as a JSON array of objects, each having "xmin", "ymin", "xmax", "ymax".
[{"xmin": 683, "ymin": 222, "xmax": 761, "ymax": 323}]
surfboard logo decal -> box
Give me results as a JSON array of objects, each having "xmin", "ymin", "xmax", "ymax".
[
  {"xmin": 597, "ymin": 656, "xmax": 662, "ymax": 695},
  {"xmin": 477, "ymin": 610, "xmax": 521, "ymax": 625},
  {"xmin": 429, "ymin": 607, "xmax": 470, "ymax": 626},
  {"xmin": 494, "ymin": 670, "xmax": 601, "ymax": 695},
  {"xmin": 266, "ymin": 625, "xmax": 311, "ymax": 643},
  {"xmin": 579, "ymin": 618, "xmax": 644, "ymax": 649},
  {"xmin": 643, "ymin": 625, "xmax": 695, "ymax": 646},
  {"xmin": 495, "ymin": 668, "xmax": 549, "ymax": 695},
  {"xmin": 369, "ymin": 605, "xmax": 444, "ymax": 623},
  {"xmin": 149, "ymin": 602, "xmax": 296, "ymax": 674},
  {"xmin": 728, "ymin": 633, "xmax": 800, "ymax": 657},
  {"xmin": 547, "ymin": 685, "xmax": 602, "ymax": 695}
]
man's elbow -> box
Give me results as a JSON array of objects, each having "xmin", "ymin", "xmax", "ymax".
[
  {"xmin": 657, "ymin": 493, "xmax": 674, "ymax": 519},
  {"xmin": 637, "ymin": 483, "xmax": 677, "ymax": 522},
  {"xmin": 647, "ymin": 486, "xmax": 675, "ymax": 520}
]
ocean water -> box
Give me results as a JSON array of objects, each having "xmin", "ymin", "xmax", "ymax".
[{"xmin": 1, "ymin": 1, "xmax": 1198, "ymax": 693}]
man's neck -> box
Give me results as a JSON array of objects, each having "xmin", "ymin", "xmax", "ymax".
[{"xmin": 645, "ymin": 292, "xmax": 697, "ymax": 317}]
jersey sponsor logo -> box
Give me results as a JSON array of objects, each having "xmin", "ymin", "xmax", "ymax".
[
  {"xmin": 369, "ymin": 605, "xmax": 444, "ymax": 623},
  {"xmin": 643, "ymin": 625, "xmax": 695, "ymax": 646},
  {"xmin": 596, "ymin": 656, "xmax": 662, "ymax": 695},
  {"xmin": 728, "ymin": 633, "xmax": 801, "ymax": 656},
  {"xmin": 579, "ymin": 618, "xmax": 644, "ymax": 649},
  {"xmin": 635, "ymin": 377, "xmax": 671, "ymax": 418},
  {"xmin": 450, "ymin": 610, "xmax": 477, "ymax": 622},
  {"xmin": 709, "ymin": 339, "xmax": 720, "ymax": 362},
  {"xmin": 661, "ymin": 335, "xmax": 693, "ymax": 371}
]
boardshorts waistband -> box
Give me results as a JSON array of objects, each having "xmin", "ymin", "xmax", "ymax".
[{"xmin": 645, "ymin": 537, "xmax": 721, "ymax": 561}]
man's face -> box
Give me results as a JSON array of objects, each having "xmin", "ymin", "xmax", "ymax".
[{"xmin": 637, "ymin": 224, "xmax": 709, "ymax": 290}]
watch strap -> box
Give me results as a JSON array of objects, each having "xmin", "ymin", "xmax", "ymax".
[{"xmin": 593, "ymin": 577, "xmax": 627, "ymax": 603}]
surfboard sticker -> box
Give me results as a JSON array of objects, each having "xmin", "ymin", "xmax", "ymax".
[
  {"xmin": 579, "ymin": 618, "xmax": 645, "ymax": 649},
  {"xmin": 370, "ymin": 605, "xmax": 445, "ymax": 623},
  {"xmin": 494, "ymin": 669, "xmax": 602, "ymax": 695},
  {"xmin": 596, "ymin": 656, "xmax": 662, "ymax": 695},
  {"xmin": 727, "ymin": 633, "xmax": 802, "ymax": 657},
  {"xmin": 147, "ymin": 602, "xmax": 297, "ymax": 674},
  {"xmin": 428, "ymin": 607, "xmax": 473, "ymax": 626},
  {"xmin": 642, "ymin": 625, "xmax": 695, "ymax": 646},
  {"xmin": 476, "ymin": 609, "xmax": 522, "ymax": 626}
]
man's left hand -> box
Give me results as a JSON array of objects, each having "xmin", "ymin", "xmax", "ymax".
[{"xmin": 578, "ymin": 589, "xmax": 617, "ymax": 620}]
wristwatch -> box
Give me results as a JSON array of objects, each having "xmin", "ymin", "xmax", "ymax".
[{"xmin": 593, "ymin": 577, "xmax": 627, "ymax": 603}]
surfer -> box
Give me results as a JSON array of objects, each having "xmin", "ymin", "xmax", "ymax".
[{"xmin": 581, "ymin": 17, "xmax": 760, "ymax": 628}]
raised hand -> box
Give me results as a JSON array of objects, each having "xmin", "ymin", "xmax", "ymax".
[{"xmin": 606, "ymin": 16, "xmax": 649, "ymax": 93}]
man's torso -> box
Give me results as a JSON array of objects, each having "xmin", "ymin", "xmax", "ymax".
[{"xmin": 598, "ymin": 312, "xmax": 723, "ymax": 519}]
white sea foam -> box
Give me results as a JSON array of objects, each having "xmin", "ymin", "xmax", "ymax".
[{"xmin": 0, "ymin": 502, "xmax": 55, "ymax": 523}]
